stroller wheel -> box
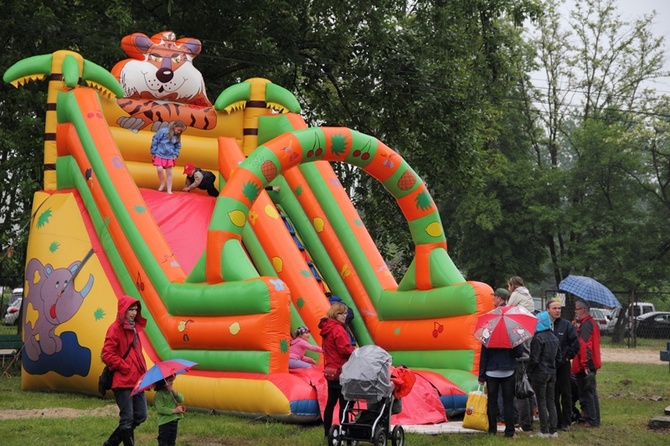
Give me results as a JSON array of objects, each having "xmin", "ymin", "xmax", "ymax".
[
  {"xmin": 328, "ymin": 424, "xmax": 342, "ymax": 446},
  {"xmin": 373, "ymin": 426, "xmax": 387, "ymax": 446},
  {"xmin": 391, "ymin": 425, "xmax": 405, "ymax": 446}
]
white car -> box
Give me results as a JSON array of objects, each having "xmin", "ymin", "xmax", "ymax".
[
  {"xmin": 589, "ymin": 308, "xmax": 610, "ymax": 335},
  {"xmin": 3, "ymin": 288, "xmax": 23, "ymax": 325},
  {"xmin": 604, "ymin": 308, "xmax": 618, "ymax": 335}
]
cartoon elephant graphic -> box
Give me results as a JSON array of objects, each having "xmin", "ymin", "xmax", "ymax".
[{"xmin": 23, "ymin": 258, "xmax": 94, "ymax": 362}]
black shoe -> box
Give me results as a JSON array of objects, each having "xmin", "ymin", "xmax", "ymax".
[
  {"xmin": 119, "ymin": 429, "xmax": 134, "ymax": 446},
  {"xmin": 103, "ymin": 427, "xmax": 121, "ymax": 446}
]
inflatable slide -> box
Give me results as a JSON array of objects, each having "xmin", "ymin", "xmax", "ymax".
[{"xmin": 4, "ymin": 31, "xmax": 495, "ymax": 422}]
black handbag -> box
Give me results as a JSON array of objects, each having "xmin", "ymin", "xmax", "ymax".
[
  {"xmin": 515, "ymin": 369, "xmax": 534, "ymax": 399},
  {"xmin": 98, "ymin": 366, "xmax": 115, "ymax": 396},
  {"xmin": 98, "ymin": 343, "xmax": 133, "ymax": 396}
]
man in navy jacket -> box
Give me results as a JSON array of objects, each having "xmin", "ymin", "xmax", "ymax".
[{"xmin": 547, "ymin": 298, "xmax": 580, "ymax": 431}]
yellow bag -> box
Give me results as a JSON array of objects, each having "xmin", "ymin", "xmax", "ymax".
[{"xmin": 462, "ymin": 384, "xmax": 489, "ymax": 431}]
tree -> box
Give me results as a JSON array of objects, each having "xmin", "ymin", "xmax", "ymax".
[
  {"xmin": 0, "ymin": 0, "xmax": 146, "ymax": 286},
  {"xmin": 620, "ymin": 95, "xmax": 670, "ymax": 290},
  {"xmin": 519, "ymin": 0, "xmax": 669, "ymax": 294},
  {"xmin": 1, "ymin": 0, "xmax": 544, "ymax": 283}
]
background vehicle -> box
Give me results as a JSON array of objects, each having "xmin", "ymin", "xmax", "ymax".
[
  {"xmin": 635, "ymin": 312, "xmax": 670, "ymax": 338},
  {"xmin": 589, "ymin": 308, "xmax": 610, "ymax": 335},
  {"xmin": 602, "ymin": 309, "xmax": 617, "ymax": 335},
  {"xmin": 605, "ymin": 302, "xmax": 656, "ymax": 336},
  {"xmin": 3, "ymin": 288, "xmax": 23, "ymax": 326},
  {"xmin": 630, "ymin": 302, "xmax": 656, "ymax": 317}
]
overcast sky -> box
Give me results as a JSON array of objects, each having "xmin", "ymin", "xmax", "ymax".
[
  {"xmin": 613, "ymin": 0, "xmax": 670, "ymax": 91},
  {"xmin": 615, "ymin": 0, "xmax": 670, "ymax": 39},
  {"xmin": 564, "ymin": 0, "xmax": 670, "ymax": 92}
]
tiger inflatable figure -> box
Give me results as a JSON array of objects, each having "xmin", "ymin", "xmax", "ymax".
[{"xmin": 112, "ymin": 31, "xmax": 217, "ymax": 132}]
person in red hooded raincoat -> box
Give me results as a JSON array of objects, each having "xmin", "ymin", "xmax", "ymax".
[
  {"xmin": 101, "ymin": 295, "xmax": 148, "ymax": 446},
  {"xmin": 319, "ymin": 301, "xmax": 356, "ymax": 440}
]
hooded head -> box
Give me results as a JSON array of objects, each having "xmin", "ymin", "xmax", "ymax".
[
  {"xmin": 183, "ymin": 163, "xmax": 195, "ymax": 175},
  {"xmin": 327, "ymin": 292, "xmax": 343, "ymax": 304},
  {"xmin": 535, "ymin": 310, "xmax": 552, "ymax": 333},
  {"xmin": 117, "ymin": 294, "xmax": 147, "ymax": 328}
]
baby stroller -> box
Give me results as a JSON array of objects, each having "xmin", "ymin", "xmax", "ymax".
[{"xmin": 328, "ymin": 345, "xmax": 405, "ymax": 446}]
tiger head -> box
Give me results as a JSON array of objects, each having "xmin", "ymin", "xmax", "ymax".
[{"xmin": 112, "ymin": 31, "xmax": 212, "ymax": 107}]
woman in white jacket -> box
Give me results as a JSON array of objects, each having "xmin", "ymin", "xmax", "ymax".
[
  {"xmin": 508, "ymin": 276, "xmax": 535, "ymax": 314},
  {"xmin": 507, "ymin": 275, "xmax": 536, "ymax": 432}
]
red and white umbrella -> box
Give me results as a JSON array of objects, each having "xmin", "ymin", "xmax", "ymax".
[{"xmin": 474, "ymin": 306, "xmax": 537, "ymax": 348}]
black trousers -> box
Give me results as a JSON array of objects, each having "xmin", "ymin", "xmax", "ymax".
[
  {"xmin": 199, "ymin": 177, "xmax": 219, "ymax": 197},
  {"xmin": 324, "ymin": 381, "xmax": 347, "ymax": 437},
  {"xmin": 554, "ymin": 361, "xmax": 573, "ymax": 428},
  {"xmin": 486, "ymin": 373, "xmax": 517, "ymax": 437},
  {"xmin": 158, "ymin": 420, "xmax": 179, "ymax": 446}
]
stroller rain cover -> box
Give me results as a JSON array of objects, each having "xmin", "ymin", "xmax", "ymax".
[{"xmin": 340, "ymin": 345, "xmax": 393, "ymax": 402}]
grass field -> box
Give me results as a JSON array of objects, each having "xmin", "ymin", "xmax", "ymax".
[{"xmin": 0, "ymin": 350, "xmax": 669, "ymax": 445}]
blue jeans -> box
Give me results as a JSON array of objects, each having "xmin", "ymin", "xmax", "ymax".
[
  {"xmin": 113, "ymin": 387, "xmax": 148, "ymax": 431},
  {"xmin": 576, "ymin": 371, "xmax": 600, "ymax": 426},
  {"xmin": 531, "ymin": 371, "xmax": 557, "ymax": 434},
  {"xmin": 485, "ymin": 373, "xmax": 516, "ymax": 437}
]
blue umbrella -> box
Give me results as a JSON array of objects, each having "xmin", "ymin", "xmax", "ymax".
[
  {"xmin": 131, "ymin": 359, "xmax": 197, "ymax": 396},
  {"xmin": 558, "ymin": 275, "xmax": 621, "ymax": 308}
]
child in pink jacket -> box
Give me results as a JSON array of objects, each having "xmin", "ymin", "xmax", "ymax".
[{"xmin": 289, "ymin": 326, "xmax": 322, "ymax": 369}]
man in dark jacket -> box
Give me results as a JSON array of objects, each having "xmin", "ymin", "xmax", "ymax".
[
  {"xmin": 547, "ymin": 298, "xmax": 580, "ymax": 431},
  {"xmin": 571, "ymin": 299, "xmax": 601, "ymax": 428},
  {"xmin": 492, "ymin": 288, "xmax": 515, "ymax": 423},
  {"xmin": 479, "ymin": 343, "xmax": 525, "ymax": 438}
]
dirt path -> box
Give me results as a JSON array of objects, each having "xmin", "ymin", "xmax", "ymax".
[
  {"xmin": 600, "ymin": 346, "xmax": 660, "ymax": 364},
  {"xmin": 0, "ymin": 404, "xmax": 118, "ymax": 420}
]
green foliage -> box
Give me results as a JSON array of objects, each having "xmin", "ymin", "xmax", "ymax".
[
  {"xmin": 492, "ymin": 0, "xmax": 670, "ymax": 294},
  {"xmin": 2, "ymin": 0, "xmax": 669, "ymax": 296},
  {"xmin": 2, "ymin": 1, "xmax": 536, "ymax": 284}
]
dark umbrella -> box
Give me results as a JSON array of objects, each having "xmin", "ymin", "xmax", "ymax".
[{"xmin": 558, "ymin": 275, "xmax": 621, "ymax": 308}]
